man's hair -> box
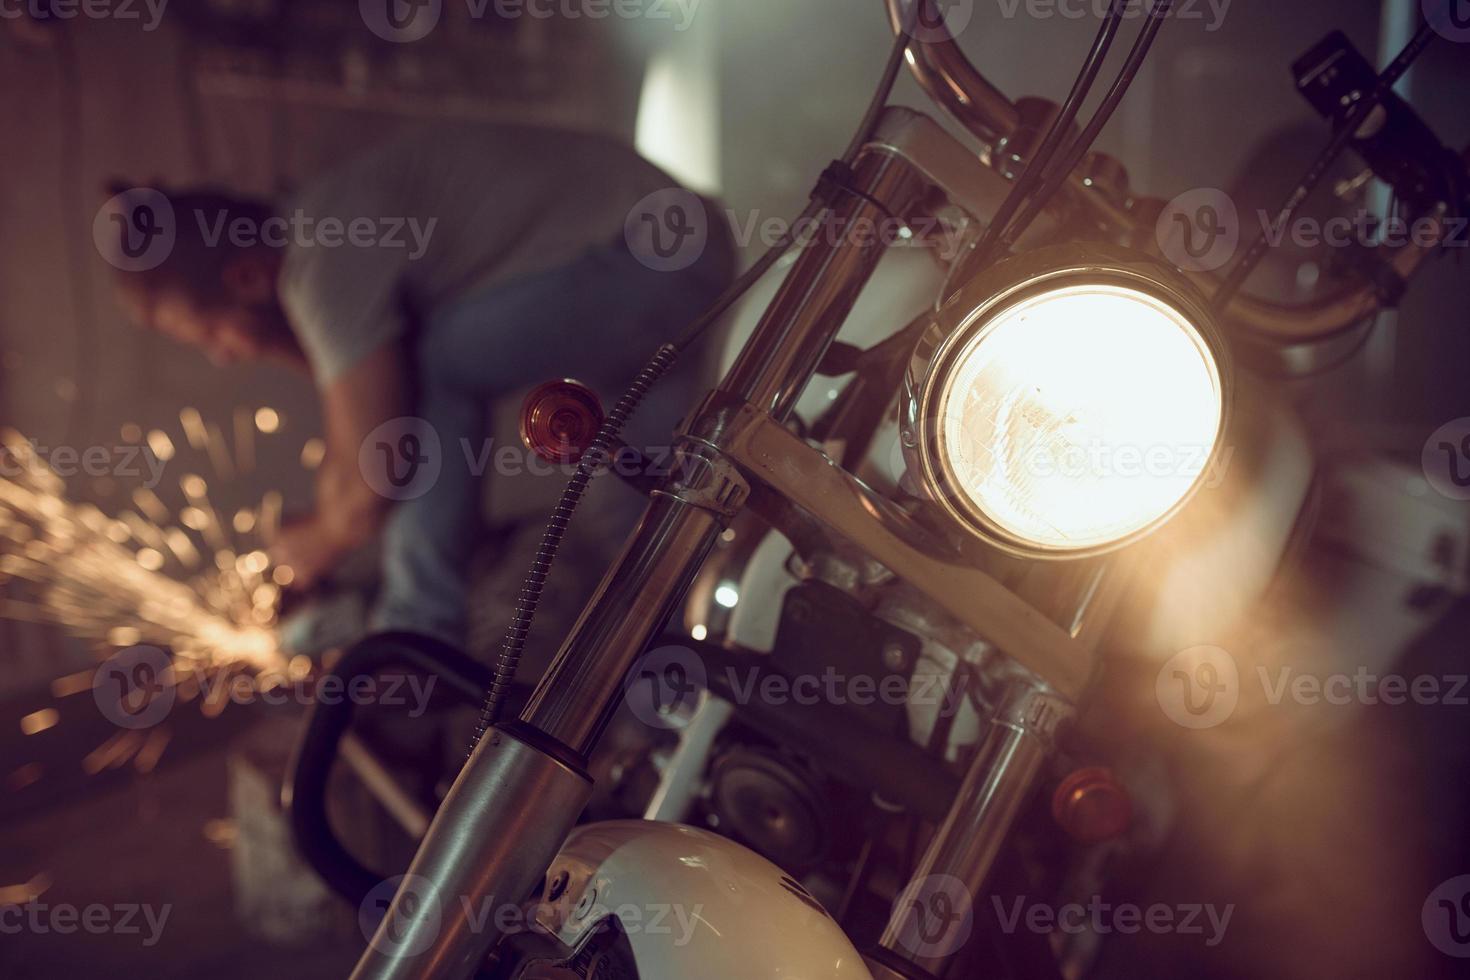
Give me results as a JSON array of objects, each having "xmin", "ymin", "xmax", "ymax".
[{"xmin": 104, "ymin": 180, "xmax": 278, "ymax": 308}]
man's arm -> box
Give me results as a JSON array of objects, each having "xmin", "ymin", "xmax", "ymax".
[{"xmin": 270, "ymin": 342, "xmax": 407, "ymax": 587}]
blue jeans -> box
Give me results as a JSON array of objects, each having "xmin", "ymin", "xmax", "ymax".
[{"xmin": 371, "ymin": 239, "xmax": 732, "ymax": 645}]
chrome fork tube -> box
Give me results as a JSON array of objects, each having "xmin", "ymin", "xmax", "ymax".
[
  {"xmin": 522, "ymin": 145, "xmax": 930, "ymax": 755},
  {"xmin": 873, "ymin": 680, "xmax": 1072, "ymax": 978},
  {"xmin": 721, "ymin": 149, "xmax": 934, "ymax": 419},
  {"xmin": 350, "ymin": 145, "xmax": 929, "ymax": 980},
  {"xmin": 521, "ymin": 476, "xmax": 744, "ymax": 754}
]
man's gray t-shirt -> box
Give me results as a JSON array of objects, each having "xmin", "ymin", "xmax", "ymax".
[{"xmin": 278, "ymin": 125, "xmax": 674, "ymax": 382}]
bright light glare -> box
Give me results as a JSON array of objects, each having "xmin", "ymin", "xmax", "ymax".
[
  {"xmin": 714, "ymin": 585, "xmax": 740, "ymax": 609},
  {"xmin": 936, "ymin": 284, "xmax": 1223, "ymax": 552}
]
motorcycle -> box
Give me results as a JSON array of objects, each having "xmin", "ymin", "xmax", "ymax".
[{"xmin": 288, "ymin": 1, "xmax": 1470, "ymax": 977}]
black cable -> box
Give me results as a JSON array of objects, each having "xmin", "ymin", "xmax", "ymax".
[
  {"xmin": 993, "ymin": 0, "xmax": 1175, "ymax": 260},
  {"xmin": 842, "ymin": 0, "xmax": 921, "ymax": 165},
  {"xmin": 673, "ymin": 201, "xmax": 823, "ymax": 352},
  {"xmin": 468, "ymin": 14, "xmax": 920, "ymax": 751},
  {"xmin": 966, "ymin": 0, "xmax": 1127, "ymax": 274},
  {"xmin": 1213, "ymin": 20, "xmax": 1438, "ymax": 311}
]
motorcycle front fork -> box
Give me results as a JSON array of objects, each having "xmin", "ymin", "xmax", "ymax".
[
  {"xmin": 867, "ymin": 680, "xmax": 1071, "ymax": 980},
  {"xmin": 351, "ymin": 139, "xmax": 930, "ymax": 980}
]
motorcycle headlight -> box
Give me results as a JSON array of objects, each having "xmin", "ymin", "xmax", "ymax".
[{"xmin": 907, "ymin": 245, "xmax": 1230, "ymax": 558}]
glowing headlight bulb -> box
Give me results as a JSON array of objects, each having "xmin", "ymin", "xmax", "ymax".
[{"xmin": 911, "ymin": 247, "xmax": 1229, "ymax": 557}]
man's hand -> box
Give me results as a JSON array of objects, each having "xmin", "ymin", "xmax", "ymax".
[
  {"xmin": 273, "ymin": 341, "xmax": 409, "ymax": 591},
  {"xmin": 270, "ymin": 515, "xmax": 347, "ymax": 592}
]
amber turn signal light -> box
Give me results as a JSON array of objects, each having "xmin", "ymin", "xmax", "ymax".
[
  {"xmin": 519, "ymin": 380, "xmax": 605, "ymax": 466},
  {"xmin": 1051, "ymin": 766, "xmax": 1133, "ymax": 844}
]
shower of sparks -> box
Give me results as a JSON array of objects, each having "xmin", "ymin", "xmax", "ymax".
[
  {"xmin": 0, "ymin": 432, "xmax": 281, "ymax": 670},
  {"xmin": 0, "ymin": 407, "xmax": 314, "ymax": 775}
]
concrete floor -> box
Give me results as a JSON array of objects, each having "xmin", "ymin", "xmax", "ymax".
[{"xmin": 0, "ymin": 716, "xmax": 365, "ymax": 980}]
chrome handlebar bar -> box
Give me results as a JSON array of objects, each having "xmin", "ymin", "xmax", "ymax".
[
  {"xmin": 884, "ymin": 0, "xmax": 1458, "ymax": 345},
  {"xmin": 884, "ymin": 0, "xmax": 1020, "ymax": 146}
]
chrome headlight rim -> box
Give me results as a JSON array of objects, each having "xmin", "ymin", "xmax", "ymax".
[{"xmin": 906, "ymin": 243, "xmax": 1234, "ymax": 561}]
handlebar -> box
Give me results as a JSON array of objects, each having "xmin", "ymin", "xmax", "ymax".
[
  {"xmin": 884, "ymin": 0, "xmax": 1020, "ymax": 145},
  {"xmin": 283, "ymin": 631, "xmax": 520, "ymax": 907},
  {"xmin": 883, "ymin": 0, "xmax": 1459, "ymax": 345}
]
